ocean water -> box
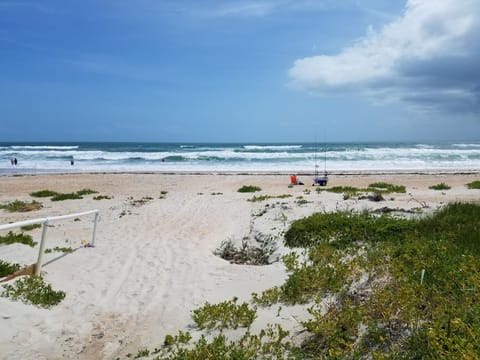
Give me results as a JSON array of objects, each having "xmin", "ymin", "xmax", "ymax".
[{"xmin": 1, "ymin": 142, "xmax": 480, "ymax": 174}]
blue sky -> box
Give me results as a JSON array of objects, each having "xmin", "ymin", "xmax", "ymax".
[{"xmin": 1, "ymin": 0, "xmax": 479, "ymax": 143}]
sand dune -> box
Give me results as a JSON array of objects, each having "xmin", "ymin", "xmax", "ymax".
[{"xmin": 0, "ymin": 173, "xmax": 478, "ymax": 359}]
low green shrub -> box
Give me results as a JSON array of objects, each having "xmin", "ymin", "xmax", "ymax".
[
  {"xmin": 192, "ymin": 297, "xmax": 256, "ymax": 330},
  {"xmin": 159, "ymin": 191, "xmax": 168, "ymax": 199},
  {"xmin": 1, "ymin": 275, "xmax": 66, "ymax": 308},
  {"xmin": 466, "ymin": 180, "xmax": 480, "ymax": 189},
  {"xmin": 284, "ymin": 211, "xmax": 413, "ymax": 248},
  {"xmin": 296, "ymin": 198, "xmax": 310, "ymax": 205},
  {"xmin": 0, "ymin": 260, "xmax": 21, "ymax": 277},
  {"xmin": 248, "ymin": 194, "xmax": 292, "ymax": 202},
  {"xmin": 252, "ymin": 286, "xmax": 282, "ymax": 307},
  {"xmin": 214, "ymin": 235, "xmax": 277, "ymax": 265},
  {"xmin": 429, "ymin": 182, "xmax": 451, "ymax": 190},
  {"xmin": 238, "ymin": 185, "xmax": 262, "ymax": 193},
  {"xmin": 280, "ymin": 202, "xmax": 480, "ymax": 358},
  {"xmin": 0, "ymin": 200, "xmax": 43, "ymax": 212},
  {"xmin": 157, "ymin": 326, "xmax": 291, "ymax": 360},
  {"xmin": 50, "ymin": 189, "xmax": 99, "ymax": 201},
  {"xmin": 30, "ymin": 190, "xmax": 60, "ymax": 198},
  {"xmin": 146, "ymin": 324, "xmax": 290, "ymax": 360},
  {"xmin": 76, "ymin": 188, "xmax": 98, "ymax": 196},
  {"xmin": 93, "ymin": 195, "xmax": 112, "ymax": 200},
  {"xmin": 20, "ymin": 223, "xmax": 42, "ymax": 231},
  {"xmin": 51, "ymin": 193, "xmax": 83, "ymax": 201},
  {"xmin": 367, "ymin": 182, "xmax": 406, "ymax": 193},
  {"xmin": 163, "ymin": 331, "xmax": 192, "ymax": 347},
  {"xmin": 0, "ymin": 231, "xmax": 36, "ymax": 247},
  {"xmin": 327, "ymin": 186, "xmax": 363, "ymax": 195},
  {"xmin": 45, "ymin": 246, "xmax": 74, "ymax": 254},
  {"xmin": 134, "ymin": 349, "xmax": 150, "ymax": 358}
]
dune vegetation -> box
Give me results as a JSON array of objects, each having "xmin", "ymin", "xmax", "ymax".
[{"xmin": 134, "ymin": 202, "xmax": 480, "ymax": 359}]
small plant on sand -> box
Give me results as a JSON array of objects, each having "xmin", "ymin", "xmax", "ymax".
[
  {"xmin": 44, "ymin": 246, "xmax": 74, "ymax": 254},
  {"xmin": 1, "ymin": 275, "xmax": 66, "ymax": 308},
  {"xmin": 296, "ymin": 198, "xmax": 310, "ymax": 205},
  {"xmin": 163, "ymin": 330, "xmax": 192, "ymax": 347},
  {"xmin": 0, "ymin": 231, "xmax": 36, "ymax": 247},
  {"xmin": 134, "ymin": 349, "xmax": 150, "ymax": 358},
  {"xmin": 20, "ymin": 223, "xmax": 42, "ymax": 231},
  {"xmin": 214, "ymin": 235, "xmax": 278, "ymax": 265},
  {"xmin": 155, "ymin": 325, "xmax": 291, "ymax": 359},
  {"xmin": 238, "ymin": 185, "xmax": 262, "ymax": 193},
  {"xmin": 367, "ymin": 182, "xmax": 406, "ymax": 193},
  {"xmin": 128, "ymin": 196, "xmax": 153, "ymax": 206},
  {"xmin": 30, "ymin": 190, "xmax": 60, "ymax": 198},
  {"xmin": 358, "ymin": 192, "xmax": 385, "ymax": 202},
  {"xmin": 252, "ymin": 286, "xmax": 283, "ymax": 307},
  {"xmin": 192, "ymin": 297, "xmax": 256, "ymax": 330},
  {"xmin": 248, "ymin": 195, "xmax": 271, "ymax": 202},
  {"xmin": 50, "ymin": 189, "xmax": 99, "ymax": 201},
  {"xmin": 248, "ymin": 194, "xmax": 292, "ymax": 202},
  {"xmin": 159, "ymin": 191, "xmax": 168, "ymax": 199},
  {"xmin": 327, "ymin": 186, "xmax": 363, "ymax": 195},
  {"xmin": 76, "ymin": 188, "xmax": 98, "ymax": 196},
  {"xmin": 93, "ymin": 195, "xmax": 112, "ymax": 200},
  {"xmin": 51, "ymin": 192, "xmax": 83, "ymax": 201},
  {"xmin": 0, "ymin": 200, "xmax": 43, "ymax": 212},
  {"xmin": 466, "ymin": 180, "xmax": 480, "ymax": 189},
  {"xmin": 0, "ymin": 260, "xmax": 21, "ymax": 277},
  {"xmin": 429, "ymin": 182, "xmax": 451, "ymax": 190}
]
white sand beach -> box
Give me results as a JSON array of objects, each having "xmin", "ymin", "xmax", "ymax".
[{"xmin": 0, "ymin": 172, "xmax": 479, "ymax": 359}]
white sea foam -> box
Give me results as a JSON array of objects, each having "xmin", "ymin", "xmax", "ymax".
[
  {"xmin": 1, "ymin": 142, "xmax": 479, "ymax": 173},
  {"xmin": 243, "ymin": 145, "xmax": 303, "ymax": 150},
  {"xmin": 9, "ymin": 145, "xmax": 79, "ymax": 150}
]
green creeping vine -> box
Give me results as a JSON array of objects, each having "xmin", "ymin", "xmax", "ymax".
[
  {"xmin": 192, "ymin": 297, "xmax": 256, "ymax": 330},
  {"xmin": 1, "ymin": 275, "xmax": 65, "ymax": 308}
]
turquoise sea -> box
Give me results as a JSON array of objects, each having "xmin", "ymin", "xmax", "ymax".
[{"xmin": 1, "ymin": 142, "xmax": 480, "ymax": 173}]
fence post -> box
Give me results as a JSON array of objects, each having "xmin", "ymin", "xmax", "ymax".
[
  {"xmin": 91, "ymin": 212, "xmax": 99, "ymax": 246},
  {"xmin": 35, "ymin": 220, "xmax": 49, "ymax": 276}
]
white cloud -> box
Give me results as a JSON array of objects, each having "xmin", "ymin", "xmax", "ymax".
[{"xmin": 289, "ymin": 0, "xmax": 480, "ymax": 112}]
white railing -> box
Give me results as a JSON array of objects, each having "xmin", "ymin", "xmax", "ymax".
[{"xmin": 0, "ymin": 210, "xmax": 99, "ymax": 275}]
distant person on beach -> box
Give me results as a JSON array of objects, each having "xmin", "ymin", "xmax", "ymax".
[
  {"xmin": 290, "ymin": 174, "xmax": 304, "ymax": 185},
  {"xmin": 14, "ymin": 158, "xmax": 17, "ymax": 166},
  {"xmin": 10, "ymin": 158, "xmax": 14, "ymax": 166},
  {"xmin": 71, "ymin": 160, "xmax": 74, "ymax": 166}
]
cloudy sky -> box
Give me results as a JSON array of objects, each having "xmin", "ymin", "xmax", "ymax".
[{"xmin": 1, "ymin": 0, "xmax": 479, "ymax": 142}]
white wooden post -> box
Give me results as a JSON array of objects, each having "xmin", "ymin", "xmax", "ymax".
[
  {"xmin": 91, "ymin": 212, "xmax": 99, "ymax": 246},
  {"xmin": 35, "ymin": 221, "xmax": 49, "ymax": 276}
]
